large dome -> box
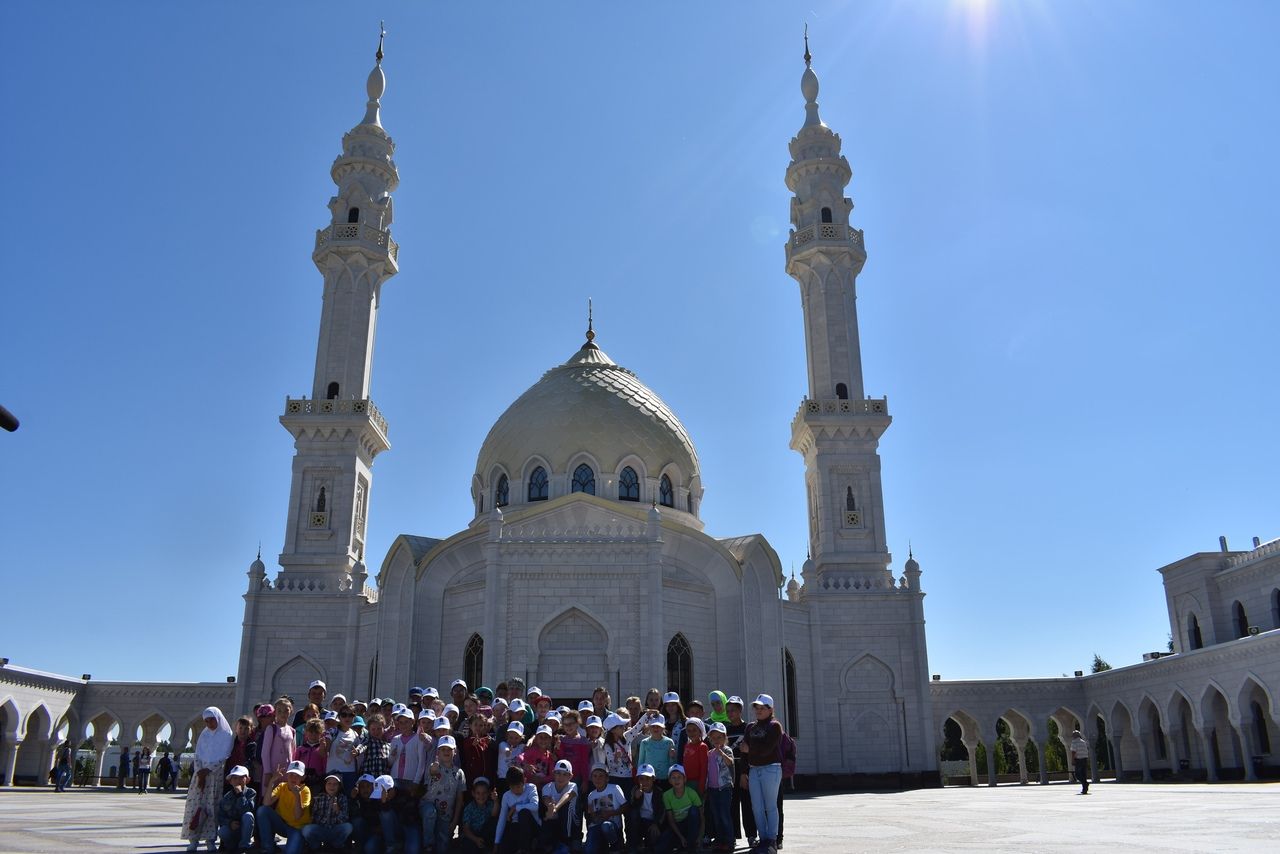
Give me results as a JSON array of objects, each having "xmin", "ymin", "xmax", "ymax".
[{"xmin": 473, "ymin": 333, "xmax": 702, "ymax": 521}]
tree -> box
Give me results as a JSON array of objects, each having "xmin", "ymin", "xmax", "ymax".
[
  {"xmin": 1166, "ymin": 633, "xmax": 1174, "ymax": 653},
  {"xmin": 1043, "ymin": 719, "xmax": 1068, "ymax": 773},
  {"xmin": 939, "ymin": 718, "xmax": 967, "ymax": 761},
  {"xmin": 1091, "ymin": 654, "xmax": 1112, "ymax": 673}
]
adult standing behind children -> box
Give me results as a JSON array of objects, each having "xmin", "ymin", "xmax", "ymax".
[
  {"xmin": 181, "ymin": 707, "xmax": 234, "ymax": 852},
  {"xmin": 1069, "ymin": 729, "xmax": 1090, "ymax": 794},
  {"xmin": 739, "ymin": 694, "xmax": 783, "ymax": 854}
]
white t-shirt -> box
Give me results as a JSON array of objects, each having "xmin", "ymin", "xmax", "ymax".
[
  {"xmin": 540, "ymin": 780, "xmax": 578, "ymax": 809},
  {"xmin": 637, "ymin": 788, "xmax": 656, "ymax": 820},
  {"xmin": 1069, "ymin": 736, "xmax": 1090, "ymax": 759},
  {"xmin": 586, "ymin": 784, "xmax": 626, "ymax": 822}
]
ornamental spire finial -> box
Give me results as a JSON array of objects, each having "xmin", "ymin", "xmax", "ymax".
[
  {"xmin": 804, "ymin": 24, "xmax": 811, "ymax": 67},
  {"xmin": 586, "ymin": 297, "xmax": 596, "ymax": 344},
  {"xmin": 362, "ymin": 23, "xmax": 387, "ymax": 126},
  {"xmin": 377, "ymin": 20, "xmax": 386, "ymax": 64}
]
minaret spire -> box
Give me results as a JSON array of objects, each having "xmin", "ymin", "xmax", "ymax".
[
  {"xmin": 803, "ymin": 24, "xmax": 811, "ymax": 67},
  {"xmin": 363, "ymin": 22, "xmax": 388, "ymax": 127}
]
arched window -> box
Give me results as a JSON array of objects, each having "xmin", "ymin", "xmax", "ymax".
[
  {"xmin": 820, "ymin": 207, "xmax": 833, "ymax": 223},
  {"xmin": 659, "ymin": 475, "xmax": 674, "ymax": 508},
  {"xmin": 784, "ymin": 648, "xmax": 799, "ymax": 737},
  {"xmin": 528, "ymin": 467, "xmax": 549, "ymax": 501},
  {"xmin": 572, "ymin": 463, "xmax": 596, "ymax": 495},
  {"xmin": 846, "ymin": 486, "xmax": 856, "ymax": 512},
  {"xmin": 1188, "ymin": 614, "xmax": 1203, "ymax": 650},
  {"xmin": 666, "ymin": 634, "xmax": 692, "ymax": 703},
  {"xmin": 495, "ymin": 474, "xmax": 509, "ymax": 508},
  {"xmin": 327, "ymin": 381, "xmax": 340, "ymax": 400},
  {"xmin": 835, "ymin": 382, "xmax": 848, "ymax": 400},
  {"xmin": 315, "ymin": 487, "xmax": 326, "ymax": 512},
  {"xmin": 1273, "ymin": 589, "xmax": 1280, "ymax": 629},
  {"xmin": 1234, "ymin": 601, "xmax": 1249, "ymax": 639},
  {"xmin": 618, "ymin": 467, "xmax": 640, "ymax": 502},
  {"xmin": 1253, "ymin": 701, "xmax": 1272, "ymax": 754},
  {"xmin": 347, "ymin": 207, "xmax": 360, "ymax": 223},
  {"xmin": 464, "ymin": 634, "xmax": 484, "ymax": 691}
]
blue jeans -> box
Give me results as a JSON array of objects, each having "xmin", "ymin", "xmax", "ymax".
[
  {"xmin": 421, "ymin": 799, "xmax": 453, "ymax": 851},
  {"xmin": 706, "ymin": 786, "xmax": 733, "ymax": 846},
  {"xmin": 748, "ymin": 764, "xmax": 781, "ymax": 842},
  {"xmin": 255, "ymin": 806, "xmax": 305, "ymax": 854},
  {"xmin": 218, "ymin": 812, "xmax": 255, "ymax": 851},
  {"xmin": 301, "ymin": 822, "xmax": 353, "ymax": 849},
  {"xmin": 54, "ymin": 766, "xmax": 71, "ymax": 792},
  {"xmin": 585, "ymin": 818, "xmax": 622, "ymax": 853},
  {"xmin": 380, "ymin": 806, "xmax": 421, "ymax": 852},
  {"xmin": 656, "ymin": 805, "xmax": 700, "ymax": 854}
]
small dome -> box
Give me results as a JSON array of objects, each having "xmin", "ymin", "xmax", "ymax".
[
  {"xmin": 249, "ymin": 555, "xmax": 266, "ymax": 576},
  {"xmin": 475, "ymin": 336, "xmax": 700, "ymax": 513}
]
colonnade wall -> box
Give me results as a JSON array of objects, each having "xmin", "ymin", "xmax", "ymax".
[{"xmin": 932, "ymin": 629, "xmax": 1280, "ymax": 785}]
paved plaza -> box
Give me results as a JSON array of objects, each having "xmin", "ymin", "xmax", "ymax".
[{"xmin": 0, "ymin": 782, "xmax": 1276, "ymax": 853}]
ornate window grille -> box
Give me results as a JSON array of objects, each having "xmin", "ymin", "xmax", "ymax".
[{"xmin": 619, "ymin": 467, "xmax": 640, "ymax": 502}]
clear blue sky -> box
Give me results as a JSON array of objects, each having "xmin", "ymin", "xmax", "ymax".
[{"xmin": 2, "ymin": 1, "xmax": 1277, "ymax": 686}]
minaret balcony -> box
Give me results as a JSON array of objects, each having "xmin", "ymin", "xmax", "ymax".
[
  {"xmin": 796, "ymin": 396, "xmax": 888, "ymax": 418},
  {"xmin": 314, "ymin": 222, "xmax": 399, "ymax": 265},
  {"xmin": 786, "ymin": 223, "xmax": 865, "ymax": 265},
  {"xmin": 282, "ymin": 396, "xmax": 389, "ymax": 437}
]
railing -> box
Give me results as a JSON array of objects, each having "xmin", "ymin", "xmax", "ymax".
[
  {"xmin": 817, "ymin": 570, "xmax": 906, "ymax": 592},
  {"xmin": 283, "ymin": 397, "xmax": 388, "ymax": 435},
  {"xmin": 1224, "ymin": 537, "xmax": 1280, "ymax": 569},
  {"xmin": 790, "ymin": 223, "xmax": 864, "ymax": 250},
  {"xmin": 796, "ymin": 397, "xmax": 889, "ymax": 417},
  {"xmin": 314, "ymin": 222, "xmax": 399, "ymax": 262}
]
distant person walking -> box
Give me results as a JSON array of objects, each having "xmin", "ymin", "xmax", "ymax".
[
  {"xmin": 136, "ymin": 747, "xmax": 153, "ymax": 794},
  {"xmin": 117, "ymin": 746, "xmax": 130, "ymax": 790},
  {"xmin": 54, "ymin": 741, "xmax": 73, "ymax": 792},
  {"xmin": 1069, "ymin": 729, "xmax": 1090, "ymax": 795}
]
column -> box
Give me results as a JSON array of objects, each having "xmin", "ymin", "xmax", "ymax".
[
  {"xmin": 38, "ymin": 738, "xmax": 55, "ymax": 787},
  {"xmin": 1109, "ymin": 737, "xmax": 1124, "ymax": 782},
  {"xmin": 1136, "ymin": 736, "xmax": 1152, "ymax": 782},
  {"xmin": 1198, "ymin": 728, "xmax": 1219, "ymax": 782},
  {"xmin": 1166, "ymin": 727, "xmax": 1185, "ymax": 778},
  {"xmin": 1235, "ymin": 719, "xmax": 1258, "ymax": 782},
  {"xmin": 0, "ymin": 738, "xmax": 19, "ymax": 787},
  {"xmin": 963, "ymin": 740, "xmax": 979, "ymax": 787},
  {"xmin": 1015, "ymin": 739, "xmax": 1029, "ymax": 785},
  {"xmin": 985, "ymin": 738, "xmax": 998, "ymax": 787},
  {"xmin": 93, "ymin": 739, "xmax": 109, "ymax": 787}
]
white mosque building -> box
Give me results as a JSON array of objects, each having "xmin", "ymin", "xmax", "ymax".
[{"xmin": 2, "ymin": 37, "xmax": 1277, "ymax": 790}]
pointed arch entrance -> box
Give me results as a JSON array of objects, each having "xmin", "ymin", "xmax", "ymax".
[{"xmin": 536, "ymin": 607, "xmax": 610, "ymax": 700}]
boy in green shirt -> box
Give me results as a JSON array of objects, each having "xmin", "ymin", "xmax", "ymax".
[{"xmin": 658, "ymin": 765, "xmax": 702, "ymax": 853}]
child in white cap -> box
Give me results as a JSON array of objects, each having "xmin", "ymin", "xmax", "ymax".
[
  {"xmin": 217, "ymin": 765, "xmax": 256, "ymax": 854},
  {"xmin": 704, "ymin": 722, "xmax": 736, "ymax": 852},
  {"xmin": 255, "ymin": 760, "xmax": 311, "ymax": 854},
  {"xmin": 422, "ymin": 734, "xmax": 466, "ymax": 853},
  {"xmin": 495, "ymin": 765, "xmax": 541, "ymax": 853},
  {"xmin": 496, "ymin": 720, "xmax": 525, "ymax": 796},
  {"xmin": 538, "ymin": 758, "xmax": 578, "ymax": 851},
  {"xmin": 584, "ymin": 765, "xmax": 627, "ymax": 853},
  {"xmin": 301, "ymin": 773, "xmax": 352, "ymax": 851},
  {"xmin": 629, "ymin": 764, "xmax": 665, "ymax": 849},
  {"xmin": 658, "ymin": 764, "xmax": 703, "ymax": 854},
  {"xmin": 635, "ymin": 715, "xmax": 676, "ymax": 786}
]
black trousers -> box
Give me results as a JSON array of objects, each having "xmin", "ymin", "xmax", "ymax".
[{"xmin": 1073, "ymin": 758, "xmax": 1090, "ymax": 792}]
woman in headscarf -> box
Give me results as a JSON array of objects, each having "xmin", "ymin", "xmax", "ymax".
[
  {"xmin": 707, "ymin": 691, "xmax": 731, "ymax": 727},
  {"xmin": 182, "ymin": 707, "xmax": 234, "ymax": 852}
]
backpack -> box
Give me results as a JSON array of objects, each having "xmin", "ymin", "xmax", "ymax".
[{"xmin": 779, "ymin": 732, "xmax": 797, "ymax": 779}]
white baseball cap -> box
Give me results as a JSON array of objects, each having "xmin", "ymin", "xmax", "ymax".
[
  {"xmin": 436, "ymin": 735, "xmax": 457, "ymax": 750},
  {"xmin": 536, "ymin": 724, "xmax": 554, "ymax": 737},
  {"xmin": 646, "ymin": 714, "xmax": 667, "ymax": 728},
  {"xmin": 637, "ymin": 764, "xmax": 656, "ymax": 778},
  {"xmin": 508, "ymin": 699, "xmax": 527, "ymax": 714},
  {"xmin": 603, "ymin": 713, "xmax": 626, "ymax": 731},
  {"xmin": 357, "ymin": 773, "xmax": 376, "ymax": 785},
  {"xmin": 578, "ymin": 700, "xmax": 594, "ymax": 712},
  {"xmin": 727, "ymin": 696, "xmax": 744, "ymax": 707},
  {"xmin": 331, "ymin": 693, "xmax": 347, "ymax": 703},
  {"xmin": 371, "ymin": 774, "xmax": 395, "ymax": 800},
  {"xmin": 685, "ymin": 717, "xmax": 705, "ymax": 734},
  {"xmin": 668, "ymin": 764, "xmax": 686, "ymax": 778},
  {"xmin": 527, "ymin": 686, "xmax": 542, "ymax": 698},
  {"xmin": 225, "ymin": 765, "xmax": 250, "ymax": 779},
  {"xmin": 708, "ymin": 722, "xmax": 727, "ymax": 735},
  {"xmin": 752, "ymin": 693, "xmax": 774, "ymax": 708},
  {"xmin": 419, "ymin": 710, "xmax": 436, "ymax": 720},
  {"xmin": 424, "ymin": 687, "xmax": 441, "ymax": 699},
  {"xmin": 662, "ymin": 692, "xmax": 680, "ymax": 704},
  {"xmin": 309, "ymin": 680, "xmax": 327, "ymax": 691},
  {"xmin": 554, "ymin": 759, "xmax": 573, "ymax": 774},
  {"xmin": 443, "ymin": 704, "xmax": 460, "ymax": 716},
  {"xmin": 585, "ymin": 715, "xmax": 604, "ymax": 729},
  {"xmin": 545, "ymin": 712, "xmax": 562, "ymax": 724},
  {"xmin": 451, "ymin": 679, "xmax": 467, "ymax": 690},
  {"xmin": 433, "ymin": 718, "xmax": 452, "ymax": 731},
  {"xmin": 507, "ymin": 721, "xmax": 525, "ymax": 737},
  {"xmin": 286, "ymin": 760, "xmax": 306, "ymax": 777}
]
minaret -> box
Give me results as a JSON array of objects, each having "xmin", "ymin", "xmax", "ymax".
[
  {"xmin": 785, "ymin": 33, "xmax": 892, "ymax": 583},
  {"xmin": 277, "ymin": 26, "xmax": 399, "ymax": 591}
]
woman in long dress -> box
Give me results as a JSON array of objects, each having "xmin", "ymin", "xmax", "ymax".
[{"xmin": 181, "ymin": 707, "xmax": 233, "ymax": 852}]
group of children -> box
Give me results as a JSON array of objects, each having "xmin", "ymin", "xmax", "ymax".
[{"xmin": 182, "ymin": 678, "xmax": 793, "ymax": 854}]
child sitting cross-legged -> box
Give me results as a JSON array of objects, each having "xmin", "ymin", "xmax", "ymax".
[
  {"xmin": 301, "ymin": 773, "xmax": 353, "ymax": 851},
  {"xmin": 255, "ymin": 760, "xmax": 311, "ymax": 854},
  {"xmin": 539, "ymin": 759, "xmax": 578, "ymax": 854},
  {"xmin": 457, "ymin": 776, "xmax": 499, "ymax": 853},
  {"xmin": 217, "ymin": 765, "xmax": 256, "ymax": 854},
  {"xmin": 657, "ymin": 765, "xmax": 703, "ymax": 854},
  {"xmin": 495, "ymin": 765, "xmax": 541, "ymax": 854}
]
